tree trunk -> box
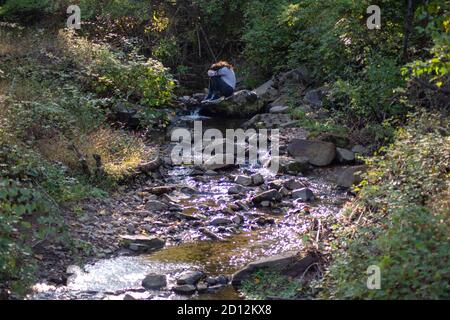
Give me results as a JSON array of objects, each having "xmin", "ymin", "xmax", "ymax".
[{"xmin": 402, "ymin": 0, "xmax": 415, "ymax": 62}]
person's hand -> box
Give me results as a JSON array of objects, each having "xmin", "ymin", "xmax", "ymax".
[{"xmin": 208, "ymin": 70, "xmax": 216, "ymax": 77}]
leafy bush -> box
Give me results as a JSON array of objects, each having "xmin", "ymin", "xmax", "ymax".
[
  {"xmin": 322, "ymin": 112, "xmax": 450, "ymax": 299},
  {"xmin": 59, "ymin": 30, "xmax": 175, "ymax": 109},
  {"xmin": 0, "ymin": 0, "xmax": 62, "ymax": 19},
  {"xmin": 241, "ymin": 270, "xmax": 303, "ymax": 300}
]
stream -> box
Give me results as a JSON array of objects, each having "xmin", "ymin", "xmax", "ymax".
[{"xmin": 30, "ymin": 109, "xmax": 350, "ymax": 300}]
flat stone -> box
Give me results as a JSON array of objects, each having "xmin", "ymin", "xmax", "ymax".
[
  {"xmin": 228, "ymin": 185, "xmax": 249, "ymax": 195},
  {"xmin": 269, "ymin": 106, "xmax": 289, "ymax": 114},
  {"xmin": 172, "ymin": 284, "xmax": 197, "ymax": 295},
  {"xmin": 119, "ymin": 235, "xmax": 165, "ymax": 253},
  {"xmin": 284, "ymin": 179, "xmax": 305, "ymax": 191},
  {"xmin": 209, "ymin": 218, "xmax": 232, "ymax": 227},
  {"xmin": 231, "ymin": 252, "xmax": 315, "ymax": 287},
  {"xmin": 145, "ymin": 200, "xmax": 169, "ymax": 212},
  {"xmin": 252, "ymin": 189, "xmax": 282, "ymax": 204}
]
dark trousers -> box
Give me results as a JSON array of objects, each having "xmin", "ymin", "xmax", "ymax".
[{"xmin": 206, "ymin": 76, "xmax": 234, "ymax": 99}]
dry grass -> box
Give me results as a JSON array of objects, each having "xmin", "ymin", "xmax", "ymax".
[{"xmin": 35, "ymin": 128, "xmax": 156, "ymax": 181}]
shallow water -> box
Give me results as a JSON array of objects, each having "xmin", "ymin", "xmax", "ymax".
[{"xmin": 30, "ymin": 112, "xmax": 349, "ymax": 300}]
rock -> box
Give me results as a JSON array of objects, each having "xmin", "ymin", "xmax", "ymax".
[
  {"xmin": 232, "ymin": 215, "xmax": 244, "ymax": 225},
  {"xmin": 242, "ymin": 113, "xmax": 293, "ymax": 129},
  {"xmin": 276, "ymin": 67, "xmax": 312, "ymax": 90},
  {"xmin": 145, "ymin": 200, "xmax": 169, "ymax": 212},
  {"xmin": 114, "ymin": 103, "xmax": 140, "ymax": 129},
  {"xmin": 119, "ymin": 235, "xmax": 165, "ymax": 253},
  {"xmin": 228, "ymin": 185, "xmax": 248, "ymax": 195},
  {"xmin": 261, "ymin": 201, "xmax": 271, "ymax": 207},
  {"xmin": 336, "ymin": 147, "xmax": 355, "ymax": 163},
  {"xmin": 196, "ymin": 282, "xmax": 208, "ymax": 293},
  {"xmin": 123, "ymin": 294, "xmax": 136, "ymax": 300},
  {"xmin": 172, "ymin": 284, "xmax": 197, "ymax": 295},
  {"xmin": 304, "ymin": 87, "xmax": 328, "ymax": 108},
  {"xmin": 231, "ymin": 251, "xmax": 314, "ymax": 287},
  {"xmin": 216, "ymin": 275, "xmax": 229, "ymax": 285},
  {"xmin": 235, "ymin": 175, "xmax": 253, "ymax": 186},
  {"xmin": 206, "ymin": 277, "xmax": 217, "ymax": 286},
  {"xmin": 199, "ymin": 90, "xmax": 264, "ymax": 118},
  {"xmin": 315, "ymin": 133, "xmax": 350, "ymax": 149},
  {"xmin": 148, "ymin": 186, "xmax": 175, "ymax": 195},
  {"xmin": 279, "ymin": 187, "xmax": 290, "ymax": 197},
  {"xmin": 269, "ymin": 94, "xmax": 290, "ymax": 108},
  {"xmin": 287, "ymin": 139, "xmax": 336, "ymax": 167},
  {"xmin": 280, "ymin": 156, "xmax": 310, "ymax": 174},
  {"xmin": 292, "ymin": 188, "xmax": 314, "ymax": 202},
  {"xmin": 142, "ymin": 274, "xmax": 167, "ymax": 290},
  {"xmin": 336, "ymin": 165, "xmax": 367, "ymax": 188},
  {"xmin": 253, "ymin": 79, "xmax": 278, "ymax": 101},
  {"xmin": 177, "ymin": 271, "xmax": 204, "ymax": 285},
  {"xmin": 284, "ymin": 179, "xmax": 305, "ymax": 191},
  {"xmin": 252, "ymin": 189, "xmax": 282, "ymax": 204},
  {"xmin": 251, "ymin": 173, "xmax": 265, "ymax": 186},
  {"xmin": 209, "ymin": 218, "xmax": 232, "ymax": 227},
  {"xmin": 268, "ymin": 180, "xmax": 284, "ymax": 190},
  {"xmin": 269, "ymin": 106, "xmax": 289, "ymax": 114},
  {"xmin": 352, "ymin": 145, "xmax": 369, "ymax": 155},
  {"xmin": 207, "ymin": 284, "xmax": 227, "ymax": 293}
]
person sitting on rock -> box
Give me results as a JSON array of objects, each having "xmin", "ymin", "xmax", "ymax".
[{"xmin": 202, "ymin": 61, "xmax": 236, "ymax": 103}]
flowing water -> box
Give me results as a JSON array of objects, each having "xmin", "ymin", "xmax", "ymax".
[{"xmin": 31, "ymin": 110, "xmax": 349, "ymax": 300}]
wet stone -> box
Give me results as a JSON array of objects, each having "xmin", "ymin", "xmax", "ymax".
[
  {"xmin": 172, "ymin": 284, "xmax": 197, "ymax": 295},
  {"xmin": 177, "ymin": 271, "xmax": 204, "ymax": 285},
  {"xmin": 142, "ymin": 274, "xmax": 167, "ymax": 290}
]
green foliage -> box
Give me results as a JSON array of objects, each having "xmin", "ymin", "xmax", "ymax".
[
  {"xmin": 322, "ymin": 112, "xmax": 450, "ymax": 299},
  {"xmin": 61, "ymin": 30, "xmax": 175, "ymax": 110},
  {"xmin": 0, "ymin": 0, "xmax": 59, "ymax": 19},
  {"xmin": 403, "ymin": 3, "xmax": 450, "ymax": 88},
  {"xmin": 240, "ymin": 270, "xmax": 303, "ymax": 300}
]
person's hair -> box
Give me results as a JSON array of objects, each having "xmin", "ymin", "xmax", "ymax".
[{"xmin": 210, "ymin": 60, "xmax": 233, "ymax": 71}]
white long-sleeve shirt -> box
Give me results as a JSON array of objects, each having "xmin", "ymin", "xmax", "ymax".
[{"xmin": 208, "ymin": 67, "xmax": 236, "ymax": 89}]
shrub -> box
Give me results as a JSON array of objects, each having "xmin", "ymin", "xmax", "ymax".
[
  {"xmin": 321, "ymin": 112, "xmax": 450, "ymax": 299},
  {"xmin": 59, "ymin": 30, "xmax": 175, "ymax": 110}
]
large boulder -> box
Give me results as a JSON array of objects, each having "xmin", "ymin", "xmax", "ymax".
[
  {"xmin": 231, "ymin": 252, "xmax": 316, "ymax": 287},
  {"xmin": 287, "ymin": 139, "xmax": 336, "ymax": 167},
  {"xmin": 142, "ymin": 274, "xmax": 167, "ymax": 290},
  {"xmin": 336, "ymin": 165, "xmax": 367, "ymax": 188},
  {"xmin": 304, "ymin": 87, "xmax": 329, "ymax": 108},
  {"xmin": 275, "ymin": 67, "xmax": 312, "ymax": 93},
  {"xmin": 199, "ymin": 90, "xmax": 264, "ymax": 117},
  {"xmin": 253, "ymin": 79, "xmax": 279, "ymax": 102}
]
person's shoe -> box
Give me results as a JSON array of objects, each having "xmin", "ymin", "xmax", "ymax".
[{"xmin": 208, "ymin": 96, "xmax": 224, "ymax": 104}]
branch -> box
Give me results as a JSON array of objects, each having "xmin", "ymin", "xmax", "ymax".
[{"xmin": 413, "ymin": 78, "xmax": 450, "ymax": 95}]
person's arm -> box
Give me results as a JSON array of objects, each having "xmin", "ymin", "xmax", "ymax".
[
  {"xmin": 208, "ymin": 70, "xmax": 219, "ymax": 77},
  {"xmin": 216, "ymin": 67, "xmax": 229, "ymax": 77}
]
